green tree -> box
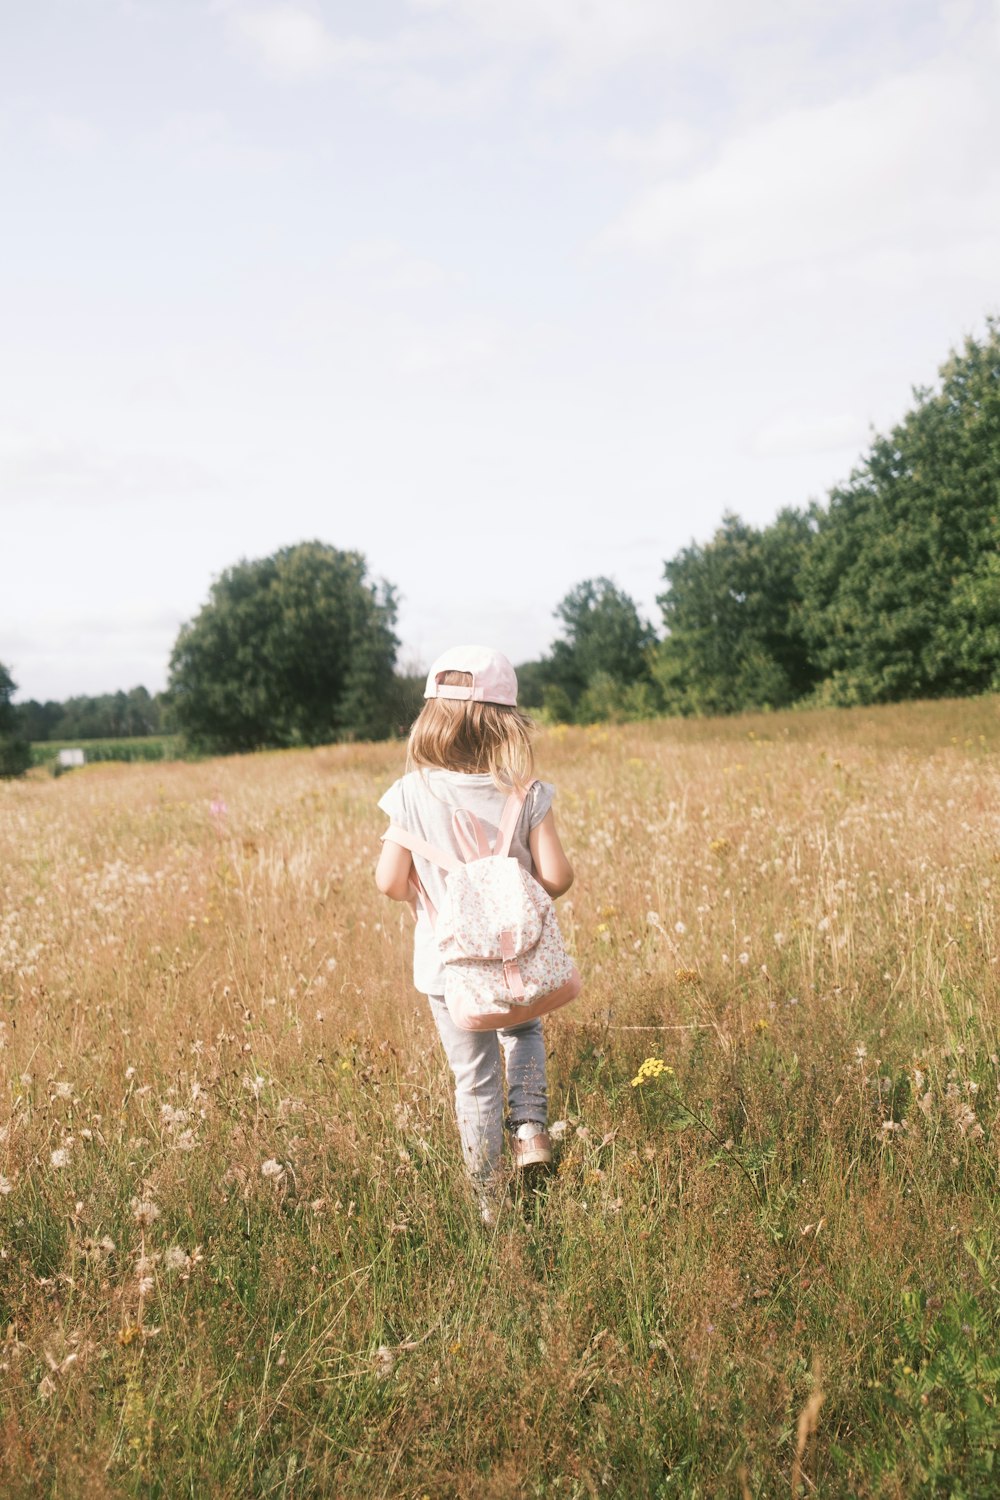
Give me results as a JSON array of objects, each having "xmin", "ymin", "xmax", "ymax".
[
  {"xmin": 168, "ymin": 543, "xmax": 399, "ymax": 753},
  {"xmin": 0, "ymin": 663, "xmax": 31, "ymax": 778},
  {"xmin": 653, "ymin": 509, "xmax": 819, "ymax": 715},
  {"xmin": 801, "ymin": 320, "xmax": 1000, "ymax": 704},
  {"xmin": 547, "ymin": 577, "xmax": 658, "ymax": 719}
]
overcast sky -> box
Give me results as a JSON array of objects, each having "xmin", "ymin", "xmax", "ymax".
[{"xmin": 3, "ymin": 0, "xmax": 999, "ymax": 701}]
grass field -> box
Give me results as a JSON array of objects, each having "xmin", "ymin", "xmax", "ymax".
[{"xmin": 1, "ymin": 697, "xmax": 998, "ymax": 1497}]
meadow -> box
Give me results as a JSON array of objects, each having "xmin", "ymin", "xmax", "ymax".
[{"xmin": 1, "ymin": 697, "xmax": 998, "ymax": 1498}]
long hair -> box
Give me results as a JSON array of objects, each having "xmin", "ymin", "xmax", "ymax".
[{"xmin": 406, "ymin": 671, "xmax": 535, "ymax": 791}]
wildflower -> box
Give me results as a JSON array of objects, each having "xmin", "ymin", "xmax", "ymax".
[
  {"xmin": 709, "ymin": 837, "xmax": 731, "ymax": 854},
  {"xmin": 50, "ymin": 1147, "xmax": 71, "ymax": 1169},
  {"xmin": 0, "ymin": 1176, "xmax": 12, "ymax": 1194},
  {"xmin": 131, "ymin": 1199, "xmax": 160, "ymax": 1226},
  {"xmin": 738, "ymin": 952, "xmax": 750, "ymax": 966},
  {"xmin": 646, "ymin": 911, "xmax": 662, "ymax": 927},
  {"xmin": 261, "ymin": 1158, "xmax": 285, "ymax": 1180},
  {"xmin": 374, "ymin": 1345, "xmax": 395, "ymax": 1379},
  {"xmin": 549, "ymin": 1120, "xmax": 568, "ymax": 1139},
  {"xmin": 855, "ymin": 1044, "xmax": 867, "ymax": 1061},
  {"xmin": 164, "ymin": 1246, "xmax": 190, "ymax": 1273},
  {"xmin": 631, "ymin": 1057, "xmax": 674, "ymax": 1088},
  {"xmin": 596, "ymin": 922, "xmax": 608, "ymax": 934},
  {"xmin": 209, "ymin": 797, "xmax": 227, "ymax": 820},
  {"xmin": 674, "ymin": 920, "xmax": 687, "ymax": 935},
  {"xmin": 52, "ymin": 1082, "xmax": 73, "ymax": 1100},
  {"xmin": 675, "ymin": 968, "xmax": 700, "ymax": 984},
  {"xmin": 753, "ymin": 1019, "xmax": 769, "ymax": 1034}
]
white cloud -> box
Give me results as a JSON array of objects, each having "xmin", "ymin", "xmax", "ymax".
[
  {"xmin": 751, "ymin": 412, "xmax": 869, "ymax": 458},
  {"xmin": 393, "ymin": 321, "xmax": 498, "ymax": 375},
  {"xmin": 605, "ymin": 62, "xmax": 1000, "ymax": 275},
  {"xmin": 0, "ymin": 430, "xmax": 218, "ymax": 506},
  {"xmin": 407, "ymin": 0, "xmax": 791, "ymax": 66},
  {"xmin": 152, "ymin": 110, "xmax": 284, "ymax": 172},
  {"xmin": 402, "ymin": 0, "xmax": 944, "ymax": 83},
  {"xmin": 2, "ymin": 608, "xmax": 184, "ymax": 699},
  {"xmin": 223, "ymin": 2, "xmax": 372, "ymax": 79},
  {"xmin": 606, "ymin": 120, "xmax": 703, "ymax": 170},
  {"xmin": 341, "ymin": 238, "xmax": 447, "ymax": 293},
  {"xmin": 46, "ymin": 114, "xmax": 102, "ymax": 153}
]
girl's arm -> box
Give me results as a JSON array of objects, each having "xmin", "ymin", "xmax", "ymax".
[
  {"xmin": 375, "ymin": 837, "xmax": 414, "ymax": 902},
  {"xmin": 528, "ymin": 810, "xmax": 574, "ymax": 898}
]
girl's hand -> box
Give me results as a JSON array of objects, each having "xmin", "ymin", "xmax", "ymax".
[
  {"xmin": 528, "ymin": 810, "xmax": 574, "ymax": 898},
  {"xmin": 375, "ymin": 836, "xmax": 414, "ymax": 901}
]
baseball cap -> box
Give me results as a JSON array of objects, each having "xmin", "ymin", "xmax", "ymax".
[{"xmin": 424, "ymin": 644, "xmax": 518, "ymax": 706}]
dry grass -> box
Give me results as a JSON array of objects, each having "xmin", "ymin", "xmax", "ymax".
[{"xmin": 1, "ymin": 696, "xmax": 998, "ymax": 1498}]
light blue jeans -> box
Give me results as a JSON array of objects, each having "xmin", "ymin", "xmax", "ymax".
[{"xmin": 427, "ymin": 995, "xmax": 548, "ymax": 1183}]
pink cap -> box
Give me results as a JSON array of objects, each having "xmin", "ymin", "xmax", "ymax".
[{"xmin": 424, "ymin": 644, "xmax": 518, "ymax": 706}]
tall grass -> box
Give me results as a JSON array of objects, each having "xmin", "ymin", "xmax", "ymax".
[{"xmin": 1, "ymin": 696, "xmax": 998, "ymax": 1497}]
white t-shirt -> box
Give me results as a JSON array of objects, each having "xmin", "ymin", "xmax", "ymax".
[{"xmin": 377, "ymin": 769, "xmax": 555, "ymax": 996}]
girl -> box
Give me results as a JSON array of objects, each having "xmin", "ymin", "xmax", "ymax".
[{"xmin": 375, "ymin": 645, "xmax": 574, "ymax": 1213}]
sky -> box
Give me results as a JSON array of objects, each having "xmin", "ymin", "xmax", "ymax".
[{"xmin": 2, "ymin": 0, "xmax": 999, "ymax": 702}]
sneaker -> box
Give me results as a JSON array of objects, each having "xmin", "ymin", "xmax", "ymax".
[{"xmin": 511, "ymin": 1124, "xmax": 553, "ymax": 1170}]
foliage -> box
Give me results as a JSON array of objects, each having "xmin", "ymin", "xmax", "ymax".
[
  {"xmin": 30, "ymin": 736, "xmax": 184, "ymax": 770},
  {"xmin": 0, "ymin": 662, "xmax": 31, "ymax": 778},
  {"xmin": 654, "ymin": 509, "xmax": 820, "ymax": 715},
  {"xmin": 523, "ymin": 577, "xmax": 659, "ymax": 722},
  {"xmin": 800, "ymin": 319, "xmax": 1000, "ymax": 705},
  {"xmin": 16, "ymin": 685, "xmax": 171, "ymax": 743},
  {"xmin": 168, "ymin": 542, "xmax": 399, "ymax": 753}
]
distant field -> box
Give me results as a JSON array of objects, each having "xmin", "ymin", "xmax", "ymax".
[
  {"xmin": 30, "ymin": 735, "xmax": 184, "ymax": 768},
  {"xmin": 1, "ymin": 696, "xmax": 998, "ymax": 1497}
]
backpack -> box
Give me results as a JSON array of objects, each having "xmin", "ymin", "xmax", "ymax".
[{"xmin": 383, "ymin": 782, "xmax": 582, "ymax": 1032}]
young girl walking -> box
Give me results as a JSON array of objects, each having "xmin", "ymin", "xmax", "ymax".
[{"xmin": 375, "ymin": 645, "xmax": 575, "ymax": 1212}]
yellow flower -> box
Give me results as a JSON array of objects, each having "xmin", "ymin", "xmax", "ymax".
[
  {"xmin": 674, "ymin": 968, "xmax": 700, "ymax": 985},
  {"xmin": 753, "ymin": 1019, "xmax": 769, "ymax": 1033},
  {"xmin": 596, "ymin": 922, "xmax": 609, "ymax": 934},
  {"xmin": 630, "ymin": 1057, "xmax": 674, "ymax": 1087}
]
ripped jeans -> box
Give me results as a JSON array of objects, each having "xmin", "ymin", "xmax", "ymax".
[{"xmin": 427, "ymin": 995, "xmax": 548, "ymax": 1183}]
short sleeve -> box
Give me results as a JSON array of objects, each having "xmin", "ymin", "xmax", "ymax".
[
  {"xmin": 527, "ymin": 779, "xmax": 555, "ymax": 829},
  {"xmin": 377, "ymin": 778, "xmax": 407, "ymax": 827}
]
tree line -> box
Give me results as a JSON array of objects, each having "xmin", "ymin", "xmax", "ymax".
[
  {"xmin": 2, "ymin": 317, "xmax": 997, "ymax": 772},
  {"xmin": 520, "ymin": 318, "xmax": 999, "ymax": 720}
]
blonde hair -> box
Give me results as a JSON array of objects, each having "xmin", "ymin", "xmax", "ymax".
[{"xmin": 406, "ymin": 671, "xmax": 535, "ymax": 791}]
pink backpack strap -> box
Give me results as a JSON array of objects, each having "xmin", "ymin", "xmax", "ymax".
[
  {"xmin": 493, "ymin": 782, "xmax": 534, "ymax": 858},
  {"xmin": 452, "ymin": 809, "xmax": 492, "ymax": 862},
  {"xmin": 381, "ymin": 823, "xmax": 461, "ymax": 874}
]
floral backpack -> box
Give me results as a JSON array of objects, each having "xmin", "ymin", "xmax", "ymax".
[{"xmin": 383, "ymin": 782, "xmax": 582, "ymax": 1032}]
